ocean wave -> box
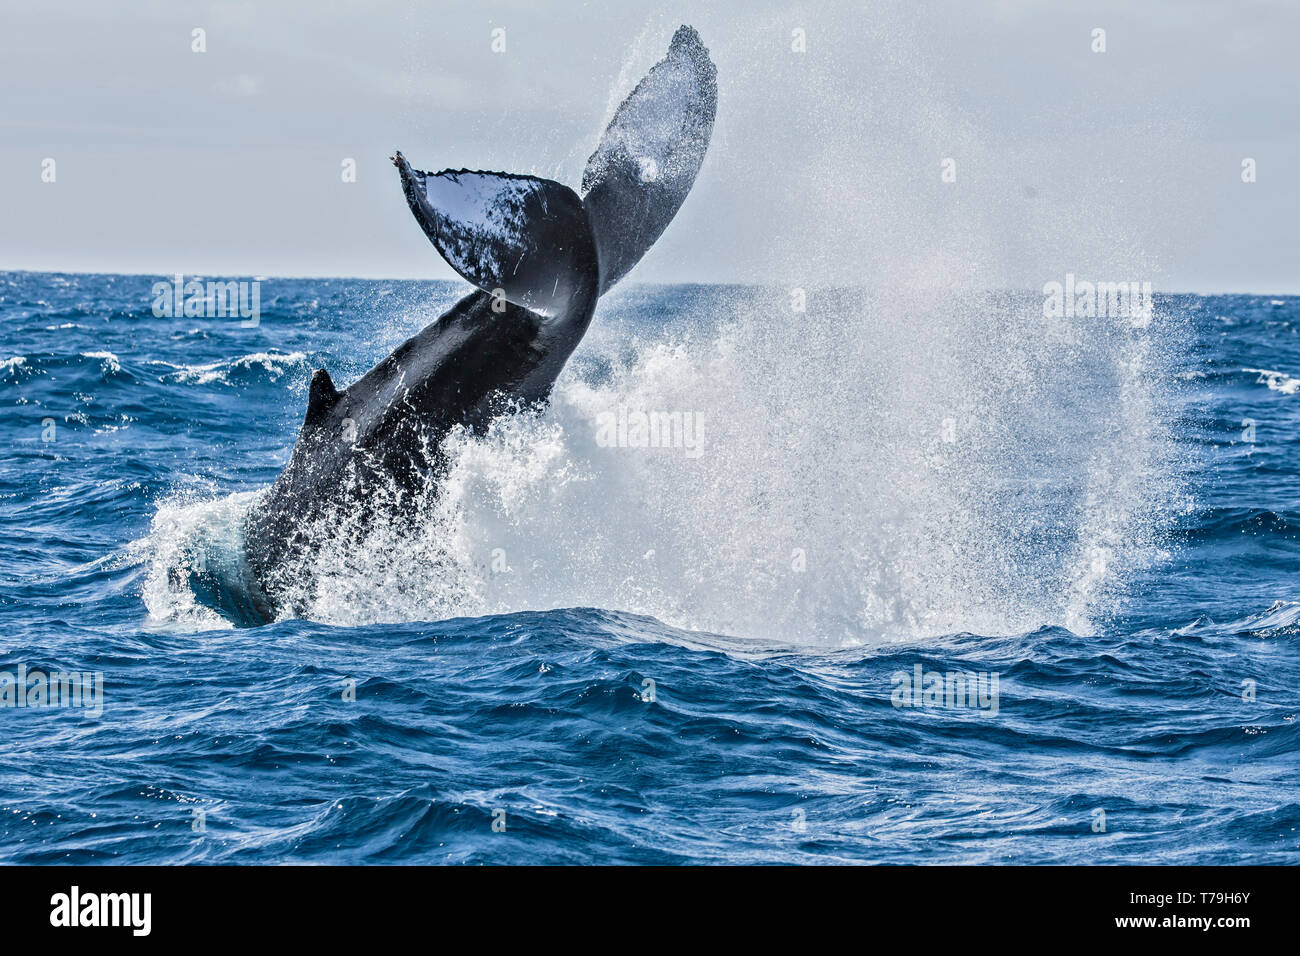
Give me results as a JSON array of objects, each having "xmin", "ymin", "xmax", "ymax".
[
  {"xmin": 150, "ymin": 351, "xmax": 309, "ymax": 386},
  {"xmin": 1216, "ymin": 600, "xmax": 1300, "ymax": 637},
  {"xmin": 1243, "ymin": 366, "xmax": 1300, "ymax": 394},
  {"xmin": 80, "ymin": 350, "xmax": 122, "ymax": 375}
]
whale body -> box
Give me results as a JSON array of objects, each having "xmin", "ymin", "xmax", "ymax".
[{"xmin": 189, "ymin": 26, "xmax": 717, "ymax": 625}]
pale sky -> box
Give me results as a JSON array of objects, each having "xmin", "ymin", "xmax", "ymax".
[{"xmin": 1, "ymin": 0, "xmax": 1297, "ymax": 292}]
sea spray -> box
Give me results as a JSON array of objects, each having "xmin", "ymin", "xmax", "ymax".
[{"xmin": 145, "ymin": 285, "xmax": 1184, "ymax": 645}]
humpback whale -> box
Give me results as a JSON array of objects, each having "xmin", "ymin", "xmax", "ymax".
[{"xmin": 187, "ymin": 26, "xmax": 717, "ymax": 625}]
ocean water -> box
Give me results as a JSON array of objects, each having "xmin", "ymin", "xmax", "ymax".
[{"xmin": 1, "ymin": 270, "xmax": 1296, "ymax": 864}]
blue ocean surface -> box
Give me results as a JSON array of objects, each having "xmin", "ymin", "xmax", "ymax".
[{"xmin": 1, "ymin": 271, "xmax": 1296, "ymax": 864}]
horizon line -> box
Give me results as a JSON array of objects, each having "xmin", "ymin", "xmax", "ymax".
[{"xmin": 1, "ymin": 267, "xmax": 1296, "ymax": 298}]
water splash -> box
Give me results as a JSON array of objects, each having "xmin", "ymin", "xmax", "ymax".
[{"xmin": 143, "ymin": 285, "xmax": 1184, "ymax": 646}]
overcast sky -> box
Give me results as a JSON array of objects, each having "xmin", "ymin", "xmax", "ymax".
[{"xmin": 1, "ymin": 0, "xmax": 1296, "ymax": 291}]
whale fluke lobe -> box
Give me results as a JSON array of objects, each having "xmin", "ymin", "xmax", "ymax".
[
  {"xmin": 393, "ymin": 156, "xmax": 599, "ymax": 319},
  {"xmin": 580, "ymin": 24, "xmax": 718, "ymax": 292}
]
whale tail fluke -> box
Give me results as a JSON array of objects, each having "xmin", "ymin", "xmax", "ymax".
[
  {"xmin": 580, "ymin": 25, "xmax": 718, "ymax": 292},
  {"xmin": 394, "ymin": 25, "xmax": 715, "ymax": 301},
  {"xmin": 393, "ymin": 154, "xmax": 599, "ymax": 320}
]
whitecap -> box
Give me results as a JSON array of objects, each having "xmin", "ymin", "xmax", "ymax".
[
  {"xmin": 81, "ymin": 350, "xmax": 121, "ymax": 374},
  {"xmin": 1243, "ymin": 367, "xmax": 1300, "ymax": 394},
  {"xmin": 153, "ymin": 350, "xmax": 308, "ymax": 385}
]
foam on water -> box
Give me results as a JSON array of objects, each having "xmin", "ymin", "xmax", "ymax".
[
  {"xmin": 139, "ymin": 491, "xmax": 260, "ymax": 632},
  {"xmin": 1244, "ymin": 367, "xmax": 1300, "ymax": 395},
  {"xmin": 149, "ymin": 351, "xmax": 309, "ymax": 386}
]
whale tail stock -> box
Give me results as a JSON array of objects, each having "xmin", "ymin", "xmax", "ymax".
[
  {"xmin": 296, "ymin": 23, "xmax": 718, "ymax": 444},
  {"xmin": 277, "ymin": 24, "xmax": 717, "ymax": 523},
  {"xmin": 222, "ymin": 27, "xmax": 717, "ymax": 625}
]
